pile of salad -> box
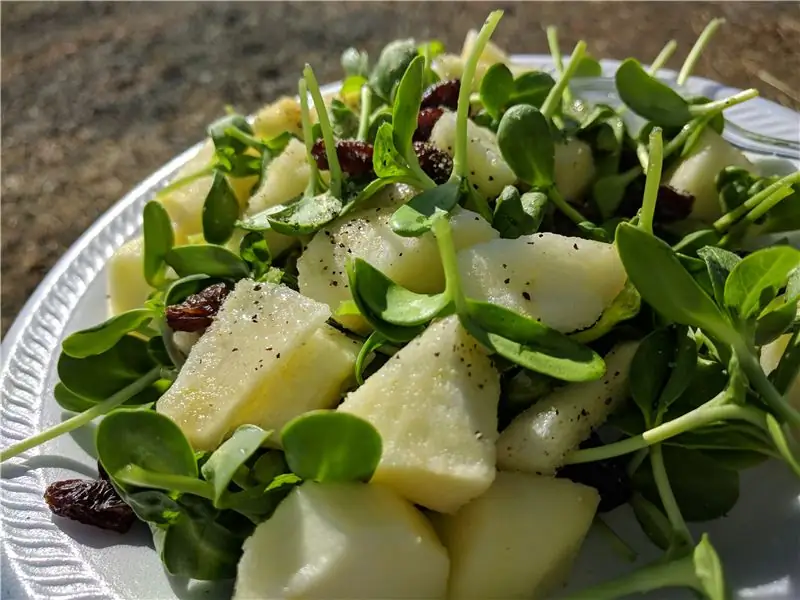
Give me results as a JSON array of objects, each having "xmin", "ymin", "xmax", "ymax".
[{"xmin": 3, "ymin": 10, "xmax": 800, "ymax": 599}]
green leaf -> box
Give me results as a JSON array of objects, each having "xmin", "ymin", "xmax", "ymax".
[
  {"xmin": 770, "ymin": 329, "xmax": 800, "ymax": 395},
  {"xmin": 723, "ymin": 245, "xmax": 800, "ymax": 321},
  {"xmin": 496, "ymin": 104, "xmax": 555, "ymax": 187},
  {"xmin": 340, "ymin": 75, "xmax": 368, "ymax": 98},
  {"xmin": 766, "ymin": 412, "xmax": 800, "ymax": 477},
  {"xmin": 58, "ymin": 335, "xmax": 158, "ymax": 402},
  {"xmin": 509, "ymin": 71, "xmax": 555, "ymax": 109},
  {"xmin": 615, "ymin": 223, "xmax": 733, "ymax": 342},
  {"xmin": 146, "ymin": 336, "xmax": 173, "ymax": 367},
  {"xmin": 659, "ymin": 326, "xmax": 698, "ymax": 412},
  {"xmin": 492, "ymin": 186, "xmax": 548, "ymax": 239},
  {"xmin": 341, "ymin": 47, "xmax": 369, "ymax": 78},
  {"xmin": 592, "ymin": 169, "xmax": 641, "ymax": 221},
  {"xmin": 165, "ymin": 244, "xmax": 250, "ymax": 279},
  {"xmin": 369, "ymin": 39, "xmax": 418, "ymax": 102},
  {"xmin": 392, "ymin": 55, "xmax": 426, "ymax": 159},
  {"xmin": 349, "ymin": 258, "xmax": 451, "ymax": 326},
  {"xmin": 480, "ymin": 63, "xmax": 515, "ymax": 119},
  {"xmin": 569, "ymin": 282, "xmax": 641, "ymax": 344},
  {"xmin": 390, "ymin": 179, "xmax": 461, "ymax": 237},
  {"xmin": 696, "ymin": 246, "xmax": 741, "ymax": 306},
  {"xmin": 202, "ymin": 171, "xmax": 240, "ymax": 244},
  {"xmin": 97, "ymin": 410, "xmax": 198, "ymax": 480},
  {"xmin": 615, "ymin": 58, "xmax": 692, "ymax": 127},
  {"xmin": 265, "ymin": 191, "xmax": 343, "ymax": 236},
  {"xmin": 462, "ymin": 300, "xmax": 606, "ymax": 382},
  {"xmin": 62, "ymin": 308, "xmax": 155, "ymax": 358},
  {"xmin": 755, "ymin": 298, "xmax": 796, "ymax": 346},
  {"xmin": 693, "ymin": 534, "xmax": 727, "ymax": 600},
  {"xmin": 281, "ymin": 410, "xmax": 382, "ymax": 483},
  {"xmin": 631, "ymin": 493, "xmax": 672, "ymax": 551},
  {"xmin": 329, "ymin": 98, "xmax": 360, "ymax": 140},
  {"xmin": 372, "ymin": 122, "xmax": 413, "ymax": 179},
  {"xmin": 164, "ymin": 274, "xmax": 215, "ymax": 306},
  {"xmin": 574, "ymin": 54, "xmax": 603, "ymax": 78},
  {"xmin": 53, "ymin": 382, "xmax": 96, "ymax": 413},
  {"xmin": 355, "ymin": 331, "xmax": 387, "ymax": 386},
  {"xmin": 239, "ymin": 231, "xmax": 272, "ymax": 280},
  {"xmin": 201, "ymin": 425, "xmax": 272, "ymax": 505},
  {"xmin": 632, "ymin": 446, "xmax": 739, "ymax": 522},
  {"xmin": 630, "ymin": 329, "xmax": 674, "ymax": 425},
  {"xmin": 142, "ymin": 201, "xmax": 175, "ymax": 287}
]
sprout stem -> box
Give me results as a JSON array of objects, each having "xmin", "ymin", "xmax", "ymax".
[
  {"xmin": 677, "ymin": 18, "xmax": 725, "ymax": 86},
  {"xmin": 541, "ymin": 40, "xmax": 587, "ymax": 120},
  {"xmin": 639, "ymin": 127, "xmax": 664, "ymax": 235},
  {"xmin": 304, "ymin": 65, "xmax": 343, "ymax": 198}
]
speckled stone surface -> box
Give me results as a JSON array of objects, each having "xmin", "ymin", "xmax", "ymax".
[{"xmin": 2, "ymin": 1, "xmax": 799, "ymax": 335}]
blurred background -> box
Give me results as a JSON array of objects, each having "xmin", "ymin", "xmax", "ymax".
[{"xmin": 2, "ymin": 1, "xmax": 798, "ymax": 335}]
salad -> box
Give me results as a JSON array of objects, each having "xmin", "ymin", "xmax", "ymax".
[{"xmin": 3, "ymin": 9, "xmax": 800, "ymax": 599}]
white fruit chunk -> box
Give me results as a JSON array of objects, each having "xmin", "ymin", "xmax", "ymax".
[
  {"xmin": 160, "ymin": 141, "xmax": 256, "ymax": 243},
  {"xmin": 157, "ymin": 280, "xmax": 331, "ymax": 451},
  {"xmin": 458, "ymin": 233, "xmax": 627, "ymax": 333},
  {"xmin": 339, "ymin": 316, "xmax": 500, "ymax": 513},
  {"xmin": 298, "ymin": 206, "xmax": 498, "ymax": 332},
  {"xmin": 107, "ymin": 237, "xmax": 153, "ymax": 316},
  {"xmin": 431, "ymin": 472, "xmax": 599, "ymax": 600},
  {"xmin": 497, "ymin": 341, "xmax": 639, "ymax": 475},
  {"xmin": 234, "ymin": 482, "xmax": 449, "ymax": 600},
  {"xmin": 236, "ymin": 324, "xmax": 361, "ymax": 442},
  {"xmin": 666, "ymin": 128, "xmax": 752, "ymax": 223},
  {"xmin": 431, "ymin": 111, "xmax": 516, "ymax": 198},
  {"xmin": 247, "ymin": 138, "xmax": 310, "ymax": 215},
  {"xmin": 555, "ymin": 138, "xmax": 596, "ymax": 202},
  {"xmin": 252, "ymin": 96, "xmax": 303, "ymax": 141}
]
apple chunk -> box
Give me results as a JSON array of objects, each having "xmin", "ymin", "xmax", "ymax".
[
  {"xmin": 338, "ymin": 316, "xmax": 500, "ymax": 513},
  {"xmin": 234, "ymin": 482, "xmax": 449, "ymax": 600},
  {"xmin": 432, "ymin": 472, "xmax": 599, "ymax": 600}
]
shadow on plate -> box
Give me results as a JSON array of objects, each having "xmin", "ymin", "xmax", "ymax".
[
  {"xmin": 0, "ymin": 454, "xmax": 98, "ymax": 479},
  {"xmin": 52, "ymin": 516, "xmax": 154, "ymax": 550}
]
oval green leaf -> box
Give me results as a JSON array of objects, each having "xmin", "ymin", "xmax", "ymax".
[
  {"xmin": 615, "ymin": 58, "xmax": 692, "ymax": 127},
  {"xmin": 201, "ymin": 425, "xmax": 272, "ymax": 505},
  {"xmin": 392, "ymin": 55, "xmax": 425, "ymax": 157},
  {"xmin": 202, "ymin": 171, "xmax": 240, "ymax": 244},
  {"xmin": 390, "ymin": 179, "xmax": 461, "ymax": 237},
  {"xmin": 281, "ymin": 410, "xmax": 382, "ymax": 483},
  {"xmin": 143, "ymin": 200, "xmax": 175, "ymax": 287},
  {"xmin": 165, "ymin": 244, "xmax": 250, "ymax": 279},
  {"xmin": 480, "ymin": 63, "xmax": 514, "ymax": 119},
  {"xmin": 497, "ymin": 104, "xmax": 555, "ymax": 187},
  {"xmin": 723, "ymin": 245, "xmax": 800, "ymax": 321},
  {"xmin": 266, "ymin": 191, "xmax": 343, "ymax": 236},
  {"xmin": 62, "ymin": 308, "xmax": 154, "ymax": 358}
]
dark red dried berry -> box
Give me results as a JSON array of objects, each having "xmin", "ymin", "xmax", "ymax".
[
  {"xmin": 654, "ymin": 185, "xmax": 695, "ymax": 223},
  {"xmin": 414, "ymin": 107, "xmax": 445, "ymax": 142},
  {"xmin": 44, "ymin": 479, "xmax": 136, "ymax": 533},
  {"xmin": 311, "ymin": 139, "xmax": 375, "ymax": 177},
  {"xmin": 421, "ymin": 79, "xmax": 460, "ymax": 110},
  {"xmin": 97, "ymin": 460, "xmax": 109, "ymax": 481},
  {"xmin": 166, "ymin": 282, "xmax": 230, "ymax": 332},
  {"xmin": 414, "ymin": 142, "xmax": 453, "ymax": 184}
]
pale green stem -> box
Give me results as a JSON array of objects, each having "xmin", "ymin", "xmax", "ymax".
[
  {"xmin": 639, "ymin": 128, "xmax": 664, "ymax": 235},
  {"xmin": 741, "ymin": 186, "xmax": 793, "ymax": 223},
  {"xmin": 156, "ymin": 165, "xmax": 216, "ymax": 199},
  {"xmin": 546, "ymin": 26, "xmax": 572, "ymax": 103},
  {"xmin": 677, "ymin": 18, "xmax": 725, "ymax": 86},
  {"xmin": 0, "ymin": 367, "xmax": 161, "ymax": 462},
  {"xmin": 357, "ymin": 84, "xmax": 372, "ymax": 142},
  {"xmin": 304, "ymin": 65, "xmax": 343, "ymax": 198},
  {"xmin": 298, "ymin": 78, "xmax": 320, "ymax": 193},
  {"xmin": 432, "ymin": 217, "xmax": 467, "ymax": 315},
  {"xmin": 452, "ymin": 10, "xmax": 504, "ymax": 180},
  {"xmin": 565, "ymin": 402, "xmax": 766, "ymax": 464},
  {"xmin": 650, "ymin": 40, "xmax": 678, "ymax": 75},
  {"xmin": 736, "ymin": 344, "xmax": 800, "ymax": 429},
  {"xmin": 115, "ymin": 464, "xmax": 215, "ymax": 500},
  {"xmin": 689, "ymin": 88, "xmax": 759, "ymax": 117},
  {"xmin": 540, "ymin": 40, "xmax": 587, "ymax": 120},
  {"xmin": 549, "ymin": 187, "xmax": 590, "ymax": 227},
  {"xmin": 714, "ymin": 171, "xmax": 800, "ymax": 232},
  {"xmin": 651, "ymin": 444, "xmax": 693, "ymax": 545}
]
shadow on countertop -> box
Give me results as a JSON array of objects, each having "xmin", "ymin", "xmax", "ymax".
[{"xmin": 2, "ymin": 1, "xmax": 798, "ymax": 336}]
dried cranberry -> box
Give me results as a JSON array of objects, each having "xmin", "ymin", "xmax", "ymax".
[
  {"xmin": 414, "ymin": 107, "xmax": 444, "ymax": 142},
  {"xmin": 311, "ymin": 139, "xmax": 375, "ymax": 177},
  {"xmin": 44, "ymin": 479, "xmax": 136, "ymax": 533},
  {"xmin": 166, "ymin": 283, "xmax": 230, "ymax": 333},
  {"xmin": 414, "ymin": 142, "xmax": 453, "ymax": 184},
  {"xmin": 421, "ymin": 79, "xmax": 460, "ymax": 110},
  {"xmin": 654, "ymin": 185, "xmax": 695, "ymax": 223},
  {"xmin": 556, "ymin": 433, "xmax": 632, "ymax": 512}
]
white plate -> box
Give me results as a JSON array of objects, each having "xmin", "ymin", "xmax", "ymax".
[{"xmin": 2, "ymin": 56, "xmax": 799, "ymax": 600}]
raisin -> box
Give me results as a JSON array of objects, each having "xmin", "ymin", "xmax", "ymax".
[
  {"xmin": 311, "ymin": 139, "xmax": 374, "ymax": 177},
  {"xmin": 654, "ymin": 185, "xmax": 695, "ymax": 223},
  {"xmin": 414, "ymin": 107, "xmax": 444, "ymax": 142},
  {"xmin": 421, "ymin": 79, "xmax": 460, "ymax": 110},
  {"xmin": 166, "ymin": 282, "xmax": 230, "ymax": 332},
  {"xmin": 44, "ymin": 479, "xmax": 136, "ymax": 533},
  {"xmin": 414, "ymin": 142, "xmax": 453, "ymax": 184},
  {"xmin": 556, "ymin": 432, "xmax": 631, "ymax": 512}
]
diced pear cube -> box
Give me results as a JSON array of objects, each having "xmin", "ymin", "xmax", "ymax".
[
  {"xmin": 497, "ymin": 341, "xmax": 639, "ymax": 475},
  {"xmin": 666, "ymin": 128, "xmax": 752, "ymax": 223},
  {"xmin": 234, "ymin": 482, "xmax": 449, "ymax": 600},
  {"xmin": 156, "ymin": 280, "xmax": 330, "ymax": 451},
  {"xmin": 252, "ymin": 96, "xmax": 303, "ymax": 141},
  {"xmin": 555, "ymin": 138, "xmax": 596, "ymax": 202},
  {"xmin": 298, "ymin": 206, "xmax": 498, "ymax": 333},
  {"xmin": 246, "ymin": 138, "xmax": 310, "ymax": 215},
  {"xmin": 458, "ymin": 233, "xmax": 627, "ymax": 333},
  {"xmin": 339, "ymin": 316, "xmax": 500, "ymax": 513},
  {"xmin": 432, "ymin": 472, "xmax": 599, "ymax": 600},
  {"xmin": 106, "ymin": 236, "xmax": 153, "ymax": 316}
]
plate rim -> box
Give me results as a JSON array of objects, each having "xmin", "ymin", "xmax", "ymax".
[{"xmin": 1, "ymin": 54, "xmax": 798, "ymax": 600}]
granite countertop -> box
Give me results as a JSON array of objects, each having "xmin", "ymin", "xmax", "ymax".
[{"xmin": 2, "ymin": 1, "xmax": 798, "ymax": 335}]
